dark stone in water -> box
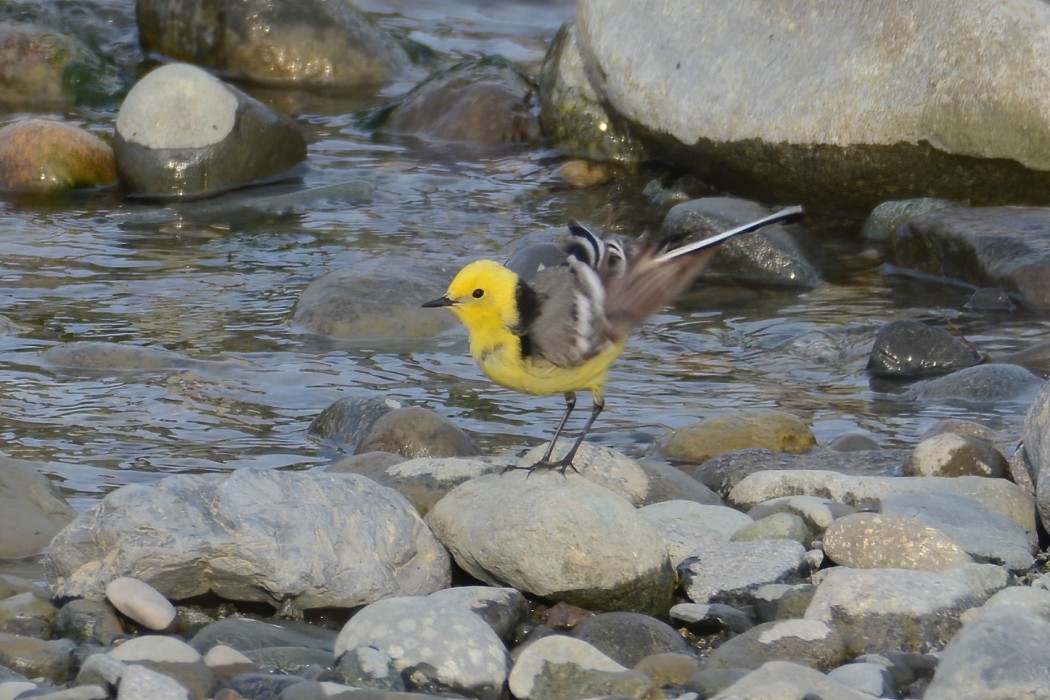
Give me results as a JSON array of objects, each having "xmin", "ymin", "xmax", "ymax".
[{"xmin": 866, "ymin": 320, "xmax": 983, "ymax": 378}]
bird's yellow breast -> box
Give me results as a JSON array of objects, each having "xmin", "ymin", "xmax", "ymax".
[{"xmin": 472, "ymin": 332, "xmax": 626, "ymax": 397}]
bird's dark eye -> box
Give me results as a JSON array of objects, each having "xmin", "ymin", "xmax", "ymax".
[{"xmin": 472, "ymin": 288, "xmax": 485, "ymax": 298}]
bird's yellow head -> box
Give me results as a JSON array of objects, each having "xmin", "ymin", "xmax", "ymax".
[{"xmin": 423, "ymin": 259, "xmax": 522, "ymax": 333}]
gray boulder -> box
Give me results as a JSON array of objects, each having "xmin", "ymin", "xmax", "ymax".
[
  {"xmin": 0, "ymin": 457, "xmax": 75, "ymax": 557},
  {"xmin": 45, "ymin": 470, "xmax": 450, "ymax": 610},
  {"xmin": 545, "ymin": 2, "xmax": 1050, "ymax": 211},
  {"xmin": 678, "ymin": 539, "xmax": 808, "ymax": 606},
  {"xmin": 426, "ymin": 471, "xmax": 674, "ymax": 615}
]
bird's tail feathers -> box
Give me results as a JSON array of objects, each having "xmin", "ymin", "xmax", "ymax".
[{"xmin": 650, "ymin": 205, "xmax": 804, "ymax": 264}]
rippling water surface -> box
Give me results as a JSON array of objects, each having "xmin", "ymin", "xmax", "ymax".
[{"xmin": 2, "ymin": 0, "xmax": 1048, "ymax": 529}]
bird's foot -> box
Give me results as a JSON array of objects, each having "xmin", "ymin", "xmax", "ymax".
[{"xmin": 501, "ymin": 458, "xmax": 579, "ymax": 477}]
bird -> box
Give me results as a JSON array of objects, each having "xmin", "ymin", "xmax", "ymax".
[{"xmin": 422, "ymin": 205, "xmax": 804, "ymax": 472}]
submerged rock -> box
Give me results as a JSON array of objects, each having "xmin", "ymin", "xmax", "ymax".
[{"xmin": 0, "ymin": 119, "xmax": 117, "ymax": 193}]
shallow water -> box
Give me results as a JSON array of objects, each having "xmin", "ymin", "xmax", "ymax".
[{"xmin": 2, "ymin": 0, "xmax": 1048, "ymax": 541}]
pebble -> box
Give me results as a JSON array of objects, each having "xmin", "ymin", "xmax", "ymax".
[
  {"xmin": 105, "ymin": 577, "xmax": 176, "ymax": 632},
  {"xmin": 116, "ymin": 664, "xmax": 189, "ymax": 700},
  {"xmin": 713, "ymin": 660, "xmax": 873, "ymax": 700},
  {"xmin": 570, "ymin": 611, "xmax": 691, "ymax": 667},
  {"xmin": 670, "ymin": 602, "xmax": 754, "ymax": 636},
  {"xmin": 730, "ymin": 511, "xmax": 812, "ymax": 545},
  {"xmin": 705, "ymin": 619, "xmax": 848, "ymax": 671}
]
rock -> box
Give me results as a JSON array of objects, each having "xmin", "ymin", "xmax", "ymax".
[
  {"xmin": 805, "ymin": 563, "xmax": 1007, "ymax": 655},
  {"xmin": 670, "ymin": 602, "xmax": 754, "ymax": 636},
  {"xmin": 77, "ymin": 652, "xmax": 128, "ymax": 690},
  {"xmin": 752, "ymin": 583, "xmax": 818, "ymax": 623},
  {"xmin": 426, "ymin": 471, "xmax": 674, "ymax": 615},
  {"xmin": 822, "ymin": 513, "xmax": 974, "ymax": 571},
  {"xmin": 507, "ymin": 635, "xmax": 654, "ymax": 700},
  {"xmin": 889, "ymin": 207, "xmax": 1050, "ymax": 310},
  {"xmin": 293, "ymin": 261, "xmax": 456, "ymax": 339},
  {"xmin": 105, "ymin": 577, "xmax": 176, "ymax": 632},
  {"xmin": 637, "ymin": 500, "xmax": 753, "ymax": 566},
  {"xmin": 136, "ymin": 0, "xmax": 413, "ymax": 88},
  {"xmin": 825, "ymin": 433, "xmax": 880, "ymax": 452},
  {"xmin": 538, "ymin": 23, "xmax": 648, "ymax": 163},
  {"xmin": 0, "ymin": 21, "xmax": 127, "ymax": 106},
  {"xmin": 242, "ymin": 646, "xmax": 331, "ymax": 675},
  {"xmin": 0, "ymin": 119, "xmax": 117, "ymax": 193},
  {"xmin": 730, "ymin": 512, "xmax": 812, "ymax": 546},
  {"xmin": 375, "ymin": 56, "xmax": 540, "ymax": 148},
  {"xmin": 0, "ymin": 593, "xmax": 57, "ymax": 637},
  {"xmin": 728, "ymin": 470, "xmax": 1037, "ymax": 534},
  {"xmin": 331, "ymin": 455, "xmax": 508, "ymax": 514},
  {"xmin": 519, "ymin": 442, "xmax": 718, "ymax": 507},
  {"xmin": 45, "ymin": 470, "xmax": 450, "ymax": 610},
  {"xmin": 51, "ymin": 599, "xmax": 125, "ymax": 646},
  {"xmin": 655, "ymin": 197, "xmax": 821, "ymax": 287},
  {"xmin": 0, "ymin": 633, "xmax": 76, "ymax": 683},
  {"xmin": 108, "ymin": 636, "xmax": 213, "ymax": 700},
  {"xmin": 334, "ymin": 594, "xmax": 507, "ymax": 699},
  {"xmin": 880, "ymin": 492, "xmax": 1036, "ymax": 572},
  {"xmin": 201, "ymin": 645, "xmax": 256, "ymax": 679},
  {"xmin": 678, "ymin": 539, "xmax": 808, "ymax": 606},
  {"xmin": 40, "ymin": 342, "xmax": 201, "ymax": 371},
  {"xmin": 117, "ymin": 664, "xmax": 189, "ymax": 700},
  {"xmin": 551, "ymin": 2, "xmax": 1050, "ymax": 211},
  {"xmin": 215, "ymin": 673, "xmax": 303, "ymax": 700},
  {"xmin": 826, "ymin": 661, "xmax": 896, "ymax": 699},
  {"xmin": 188, "ymin": 618, "xmax": 336, "ymax": 655},
  {"xmin": 860, "ymin": 198, "xmax": 967, "ymax": 241},
  {"xmin": 424, "ymin": 586, "xmax": 528, "ymax": 643},
  {"xmin": 308, "ymin": 397, "xmax": 398, "ymax": 448},
  {"xmin": 746, "ymin": 495, "xmax": 857, "ymax": 534},
  {"xmin": 0, "ymin": 457, "xmax": 75, "ymax": 557},
  {"xmin": 909, "ymin": 363, "xmax": 1045, "ymax": 405},
  {"xmin": 966, "ymin": 287, "xmax": 1017, "ymax": 311},
  {"xmin": 569, "ymin": 612, "xmax": 691, "ymax": 668},
  {"xmin": 866, "ymin": 320, "xmax": 983, "ymax": 378},
  {"xmin": 925, "ymin": 604, "xmax": 1050, "ymax": 700},
  {"xmin": 920, "ymin": 417, "xmax": 1004, "ymax": 444},
  {"xmin": 1020, "ymin": 379, "xmax": 1050, "ymax": 534},
  {"xmin": 706, "ymin": 619, "xmax": 848, "ymax": 671},
  {"xmin": 712, "ymin": 660, "xmax": 873, "ymax": 700},
  {"xmin": 114, "ymin": 63, "xmax": 306, "ymax": 198},
  {"xmin": 695, "ymin": 448, "xmax": 906, "ymax": 498},
  {"xmin": 661, "ymin": 408, "xmax": 816, "ymax": 463},
  {"xmin": 556, "ymin": 159, "xmax": 614, "ymax": 188},
  {"xmin": 330, "ymin": 645, "xmax": 403, "ymax": 691},
  {"xmin": 633, "ymin": 652, "xmax": 701, "ymax": 688},
  {"xmin": 355, "ymin": 406, "xmax": 480, "ymax": 459}
]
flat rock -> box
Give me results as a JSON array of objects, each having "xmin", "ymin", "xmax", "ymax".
[
  {"xmin": 728, "ymin": 470, "xmax": 1036, "ymax": 534},
  {"xmin": 678, "ymin": 539, "xmax": 808, "ymax": 606},
  {"xmin": 637, "ymin": 500, "xmax": 753, "ymax": 566},
  {"xmin": 45, "ymin": 470, "xmax": 450, "ymax": 610},
  {"xmin": 805, "ymin": 563, "xmax": 1008, "ymax": 655}
]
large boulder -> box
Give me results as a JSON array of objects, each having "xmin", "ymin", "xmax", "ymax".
[
  {"xmin": 544, "ymin": 1, "xmax": 1050, "ymax": 211},
  {"xmin": 45, "ymin": 470, "xmax": 450, "ymax": 610}
]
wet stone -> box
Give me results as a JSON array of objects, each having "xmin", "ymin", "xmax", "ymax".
[
  {"xmin": 905, "ymin": 432, "xmax": 1008, "ymax": 478},
  {"xmin": 0, "ymin": 633, "xmax": 76, "ymax": 683},
  {"xmin": 569, "ymin": 611, "xmax": 691, "ymax": 668},
  {"xmin": 866, "ymin": 319, "xmax": 983, "ymax": 378},
  {"xmin": 52, "ymin": 599, "xmax": 125, "ymax": 646},
  {"xmin": 355, "ymin": 406, "xmax": 481, "ymax": 459},
  {"xmin": 662, "ymin": 408, "xmax": 817, "ymax": 463}
]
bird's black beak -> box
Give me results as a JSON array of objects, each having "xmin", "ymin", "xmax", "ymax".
[{"xmin": 422, "ymin": 295, "xmax": 455, "ymax": 308}]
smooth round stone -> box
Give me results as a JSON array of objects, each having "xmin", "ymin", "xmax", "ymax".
[
  {"xmin": 508, "ymin": 636, "xmax": 654, "ymax": 700},
  {"xmin": 571, "ymin": 612, "xmax": 691, "ymax": 668},
  {"xmin": 662, "ymin": 409, "xmax": 816, "ymax": 463},
  {"xmin": 0, "ymin": 119, "xmax": 117, "ymax": 193},
  {"xmin": 52, "ymin": 599, "xmax": 125, "ymax": 646},
  {"xmin": 106, "ymin": 577, "xmax": 176, "ymax": 631},
  {"xmin": 117, "ymin": 664, "xmax": 190, "ymax": 700},
  {"xmin": 202, "ymin": 645, "xmax": 256, "ymax": 679},
  {"xmin": 731, "ymin": 512, "xmax": 812, "ymax": 545},
  {"xmin": 866, "ymin": 319, "xmax": 982, "ymax": 378},
  {"xmin": 905, "ymin": 432, "xmax": 1008, "ymax": 478}
]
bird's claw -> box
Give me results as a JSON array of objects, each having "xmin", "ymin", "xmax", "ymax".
[{"xmin": 501, "ymin": 459, "xmax": 579, "ymax": 477}]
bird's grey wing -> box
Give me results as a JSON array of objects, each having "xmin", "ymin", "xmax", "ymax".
[{"xmin": 520, "ymin": 263, "xmax": 617, "ymax": 368}]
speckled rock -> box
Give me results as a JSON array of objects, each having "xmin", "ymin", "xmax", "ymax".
[
  {"xmin": 822, "ymin": 512, "xmax": 974, "ymax": 571},
  {"xmin": 334, "ymin": 594, "xmax": 507, "ymax": 699}
]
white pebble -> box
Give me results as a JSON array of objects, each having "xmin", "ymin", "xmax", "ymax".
[
  {"xmin": 203, "ymin": 644, "xmax": 254, "ymax": 669},
  {"xmin": 105, "ymin": 577, "xmax": 176, "ymax": 631}
]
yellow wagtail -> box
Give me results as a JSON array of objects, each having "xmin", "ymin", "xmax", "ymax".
[{"xmin": 423, "ymin": 206, "xmax": 804, "ymax": 471}]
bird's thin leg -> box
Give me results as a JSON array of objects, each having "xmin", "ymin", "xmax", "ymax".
[
  {"xmin": 539, "ymin": 391, "xmax": 577, "ymax": 464},
  {"xmin": 551, "ymin": 395, "xmax": 604, "ymax": 473}
]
